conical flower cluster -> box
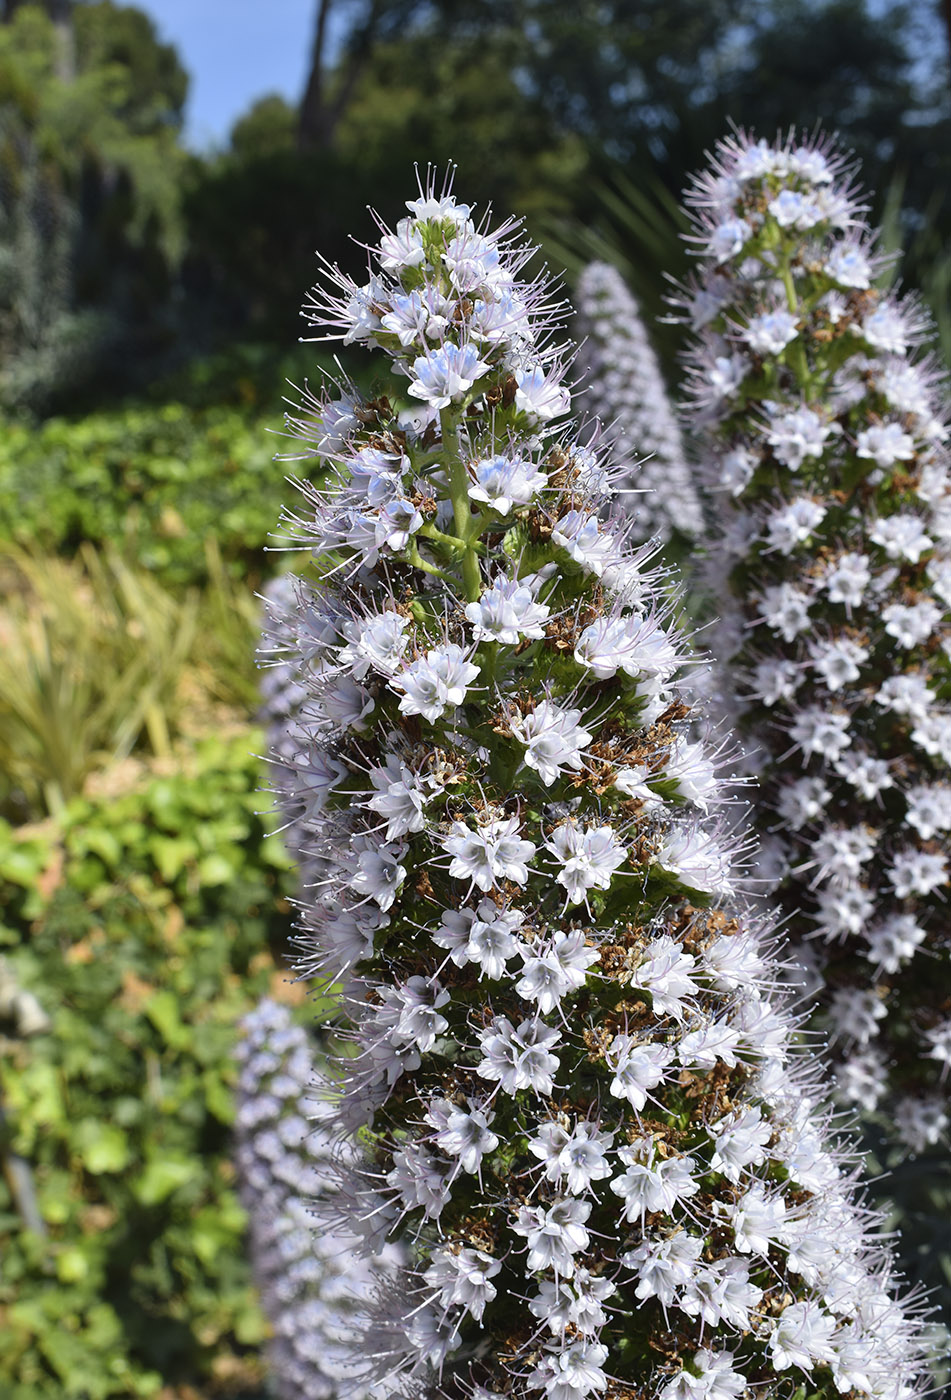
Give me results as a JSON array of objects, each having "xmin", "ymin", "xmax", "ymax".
[
  {"xmin": 574, "ymin": 261, "xmax": 704, "ymax": 545},
  {"xmin": 266, "ymin": 176, "xmax": 929, "ymax": 1400},
  {"xmin": 234, "ymin": 998, "xmax": 401, "ymax": 1399},
  {"xmin": 676, "ymin": 131, "xmax": 951, "ymax": 1153}
]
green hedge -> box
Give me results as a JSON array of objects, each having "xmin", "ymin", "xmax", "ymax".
[
  {"xmin": 0, "ymin": 403, "xmax": 290, "ymax": 589},
  {"xmin": 0, "ymin": 733, "xmax": 302, "ymax": 1398}
]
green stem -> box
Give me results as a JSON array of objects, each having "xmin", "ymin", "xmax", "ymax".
[
  {"xmin": 404, "ymin": 541, "xmax": 455, "ymax": 584},
  {"xmin": 439, "ymin": 406, "xmax": 482, "ymax": 603},
  {"xmin": 777, "ymin": 249, "xmax": 813, "ymax": 397}
]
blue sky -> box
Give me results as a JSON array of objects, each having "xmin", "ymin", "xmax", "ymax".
[{"xmin": 134, "ymin": 0, "xmax": 318, "ymax": 149}]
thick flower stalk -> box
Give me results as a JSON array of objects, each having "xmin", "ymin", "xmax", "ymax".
[
  {"xmin": 266, "ymin": 177, "xmax": 929, "ymax": 1400},
  {"xmin": 676, "ymin": 131, "xmax": 951, "ymax": 1153},
  {"xmin": 574, "ymin": 261, "xmax": 704, "ymax": 544},
  {"xmin": 235, "ymin": 998, "xmax": 400, "ymax": 1399}
]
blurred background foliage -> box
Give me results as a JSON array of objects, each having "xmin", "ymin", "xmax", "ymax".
[{"xmin": 0, "ymin": 0, "xmax": 949, "ymax": 1393}]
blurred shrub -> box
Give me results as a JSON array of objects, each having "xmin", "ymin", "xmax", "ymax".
[
  {"xmin": 0, "ymin": 732, "xmax": 299, "ymax": 1398},
  {"xmin": 0, "ymin": 544, "xmax": 265, "ymax": 819},
  {"xmin": 0, "ymin": 401, "xmax": 294, "ymax": 588}
]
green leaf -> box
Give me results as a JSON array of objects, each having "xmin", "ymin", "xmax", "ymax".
[
  {"xmin": 144, "ymin": 989, "xmax": 189, "ymax": 1050},
  {"xmin": 133, "ymin": 1153, "xmax": 197, "ymax": 1206},
  {"xmin": 72, "ymin": 1121, "xmax": 130, "ymax": 1175}
]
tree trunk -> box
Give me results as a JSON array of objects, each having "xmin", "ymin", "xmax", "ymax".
[{"xmin": 298, "ymin": 0, "xmax": 335, "ymax": 150}]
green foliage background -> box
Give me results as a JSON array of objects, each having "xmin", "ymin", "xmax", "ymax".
[
  {"xmin": 0, "ymin": 0, "xmax": 949, "ymax": 1394},
  {"xmin": 0, "ymin": 736, "xmax": 300, "ymax": 1398}
]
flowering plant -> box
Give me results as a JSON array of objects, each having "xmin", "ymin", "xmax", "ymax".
[
  {"xmin": 264, "ymin": 174, "xmax": 928, "ymax": 1400},
  {"xmin": 235, "ymin": 999, "xmax": 400, "ymax": 1399},
  {"xmin": 574, "ymin": 261, "xmax": 703, "ymax": 545},
  {"xmin": 676, "ymin": 132, "xmax": 951, "ymax": 1154}
]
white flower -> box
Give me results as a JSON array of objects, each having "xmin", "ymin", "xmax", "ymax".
[
  {"xmin": 606, "ymin": 1034, "xmax": 675, "ymax": 1109},
  {"xmin": 426, "ymin": 1097, "xmax": 499, "ymax": 1174},
  {"xmin": 888, "ymin": 848, "xmax": 947, "ymax": 898},
  {"xmin": 749, "ymin": 657, "xmax": 801, "ymax": 706},
  {"xmin": 408, "ymin": 342, "xmax": 491, "ymax": 408},
  {"xmin": 655, "ymin": 826, "xmax": 734, "ymax": 896},
  {"xmin": 367, "ymin": 757, "xmax": 429, "ymax": 839},
  {"xmin": 611, "ymin": 1138, "xmax": 698, "ymax": 1223},
  {"xmin": 863, "ymin": 913, "xmax": 926, "ymax": 973},
  {"xmin": 822, "ymin": 551, "xmax": 871, "ymax": 609},
  {"xmin": 894, "ymin": 1097, "xmax": 949, "ymax": 1152},
  {"xmin": 776, "ymin": 776, "xmax": 830, "ymax": 827},
  {"xmin": 743, "ymin": 309, "xmax": 799, "ymax": 355},
  {"xmin": 552, "ymin": 510, "xmax": 617, "ymax": 576},
  {"xmin": 810, "ymin": 636, "xmax": 868, "ymax": 691},
  {"xmin": 341, "ymin": 276, "xmax": 385, "ymax": 344},
  {"xmin": 829, "ymin": 987, "xmax": 887, "ymax": 1045},
  {"xmin": 663, "ymin": 736, "xmax": 719, "ymax": 810},
  {"xmin": 516, "ymin": 930, "xmax": 600, "ymax": 1014},
  {"xmin": 862, "ymin": 302, "xmax": 910, "ymax": 354},
  {"xmin": 770, "ymin": 1300, "xmax": 837, "ymax": 1371},
  {"xmin": 876, "ymin": 672, "xmax": 934, "ymax": 720},
  {"xmin": 707, "ymin": 353, "xmax": 746, "ymax": 400},
  {"xmin": 319, "ymin": 674, "xmax": 376, "ymax": 731},
  {"xmin": 659, "ymin": 1351, "xmax": 746, "ymax": 1400},
  {"xmin": 433, "ymin": 900, "xmax": 526, "ymax": 979},
  {"xmin": 337, "ymin": 609, "xmax": 411, "ymax": 679},
  {"xmin": 510, "ymin": 699, "xmax": 593, "ymax": 785},
  {"xmin": 395, "ymin": 643, "xmax": 481, "ymax": 721},
  {"xmin": 834, "ymin": 750, "xmax": 893, "ymax": 800},
  {"xmin": 614, "ymin": 763, "xmax": 664, "ymax": 807},
  {"xmin": 882, "ymin": 599, "xmax": 941, "ymax": 648},
  {"xmin": 529, "ymin": 1120, "xmax": 614, "ymax": 1195},
  {"xmin": 869, "ymin": 513, "xmax": 932, "ymax": 562},
  {"xmin": 857, "ymin": 422, "xmax": 916, "ymax": 469},
  {"xmin": 709, "ymin": 1106, "xmax": 772, "ymax": 1182},
  {"xmin": 789, "ymin": 707, "xmax": 851, "ymax": 761},
  {"xmin": 387, "ymin": 1140, "xmax": 451, "ymax": 1219},
  {"xmin": 808, "ymin": 824, "xmax": 877, "ymax": 885},
  {"xmin": 768, "ymin": 188, "xmax": 821, "ymax": 228},
  {"xmin": 546, "ymin": 819, "xmax": 627, "ymax": 904},
  {"xmin": 444, "ymin": 814, "xmax": 535, "ymax": 891},
  {"xmin": 924, "ymin": 1018, "xmax": 951, "ymax": 1070},
  {"xmin": 628, "ymin": 935, "xmax": 698, "ymax": 1019},
  {"xmin": 477, "ymin": 1015, "xmax": 561, "ymax": 1095},
  {"xmin": 708, "ymin": 217, "xmax": 752, "ymax": 262},
  {"xmin": 814, "ymin": 884, "xmax": 876, "ymax": 939},
  {"xmin": 515, "ymin": 365, "xmax": 571, "ymax": 422},
  {"xmin": 528, "ymin": 1269, "xmax": 615, "ymax": 1335},
  {"xmin": 348, "ymin": 836, "xmax": 406, "ymax": 911},
  {"xmin": 380, "ymin": 287, "xmax": 451, "ymax": 346},
  {"xmin": 766, "ymin": 407, "xmax": 831, "ymax": 469},
  {"xmin": 717, "ymin": 446, "xmax": 758, "ymax": 494},
  {"xmin": 424, "ymin": 1244, "xmax": 501, "ymax": 1322},
  {"xmin": 730, "ymin": 1183, "xmax": 787, "ymax": 1256},
  {"xmin": 512, "ymin": 1196, "xmax": 591, "ymax": 1275},
  {"xmin": 764, "ymin": 497, "xmax": 826, "ymax": 554},
  {"xmin": 378, "ymin": 216, "xmax": 426, "ymax": 270},
  {"xmin": 465, "ymin": 573, "xmax": 551, "ymax": 644},
  {"xmin": 527, "ymin": 1339, "xmax": 608, "ymax": 1400},
  {"xmin": 904, "ymin": 783, "xmax": 951, "ymax": 839},
  {"xmin": 623, "ymin": 1231, "xmax": 703, "ymax": 1306},
  {"xmin": 392, "ymin": 975, "xmax": 450, "ymax": 1052},
  {"xmin": 468, "ymin": 454, "xmax": 548, "ymax": 513},
  {"xmin": 574, "ymin": 613, "xmax": 680, "ymax": 682},
  {"xmin": 826, "ymin": 243, "xmax": 872, "ymax": 289},
  {"xmin": 758, "ymin": 582, "xmax": 813, "ymax": 640}
]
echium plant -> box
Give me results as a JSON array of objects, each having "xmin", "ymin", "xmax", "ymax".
[
  {"xmin": 265, "ymin": 174, "xmax": 930, "ymax": 1400},
  {"xmin": 675, "ymin": 131, "xmax": 951, "ymax": 1155},
  {"xmin": 235, "ymin": 998, "xmax": 401, "ymax": 1399},
  {"xmin": 575, "ymin": 261, "xmax": 704, "ymax": 545}
]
